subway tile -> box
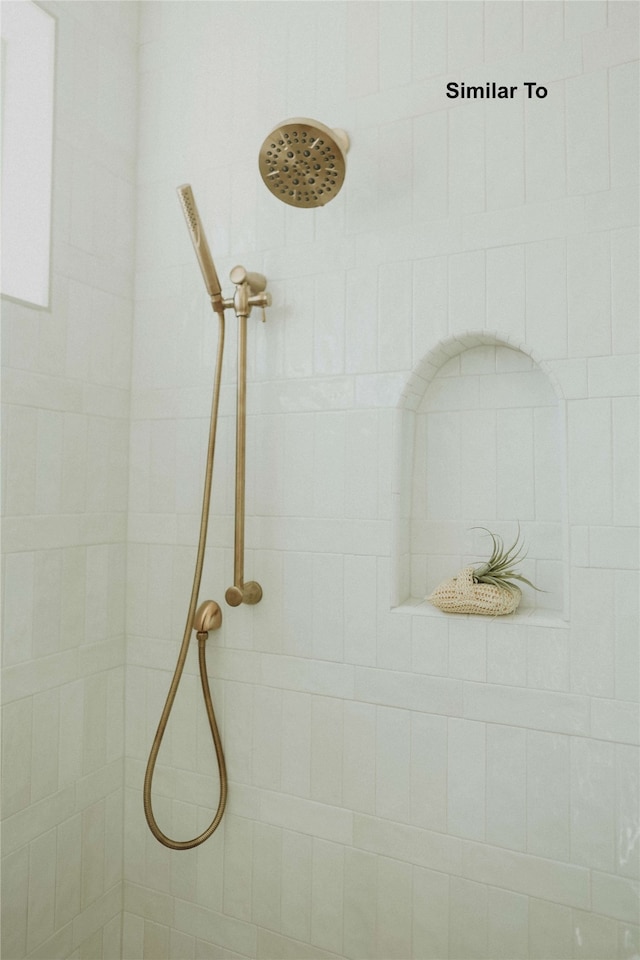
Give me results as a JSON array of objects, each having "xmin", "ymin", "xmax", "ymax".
[
  {"xmin": 412, "ymin": 1, "xmax": 447, "ymax": 80},
  {"xmin": 343, "ymin": 701, "xmax": 376, "ymax": 815},
  {"xmin": 2, "ymin": 551, "xmax": 34, "ymax": 667},
  {"xmin": 410, "ymin": 712, "xmax": 448, "ymax": 833},
  {"xmin": 312, "ymin": 554, "xmax": 344, "ymax": 663},
  {"xmin": 343, "ymin": 554, "xmax": 378, "ymax": 666},
  {"xmin": 411, "ymin": 614, "xmax": 449, "ymax": 677},
  {"xmin": 1, "ymin": 846, "xmax": 29, "ymax": 960},
  {"xmin": 448, "ymin": 103, "xmax": 485, "ymax": 217},
  {"xmin": 2, "ymin": 648, "xmax": 78, "ymax": 705},
  {"xmin": 484, "ymin": 0, "xmax": 522, "ymax": 61},
  {"xmin": 56, "ymin": 814, "xmax": 83, "ymax": 930},
  {"xmin": 355, "ymin": 665, "xmax": 463, "ymax": 717},
  {"xmin": 487, "ymin": 625, "xmax": 528, "ymax": 687},
  {"xmin": 311, "ymin": 697, "xmax": 344, "ymax": 807},
  {"xmin": 585, "ymin": 182, "xmax": 639, "ymax": 233},
  {"xmin": 81, "ymin": 800, "xmax": 106, "ymax": 909},
  {"xmin": 610, "ymin": 61, "xmax": 639, "ymax": 192},
  {"xmin": 449, "ymin": 249, "xmax": 486, "ymax": 331},
  {"xmin": 614, "ymin": 570, "xmax": 640, "ymax": 702},
  {"xmin": 27, "ymin": 828, "xmax": 57, "ymax": 953},
  {"xmin": 487, "ymin": 886, "xmax": 529, "ymax": 959},
  {"xmin": 572, "ymin": 907, "xmax": 618, "ymax": 959},
  {"xmin": 486, "ymin": 246, "xmax": 526, "ymax": 342},
  {"xmin": 525, "ymin": 80, "xmax": 566, "ymax": 202},
  {"xmin": 378, "ymin": 260, "xmax": 412, "ymax": 372},
  {"xmin": 486, "ymin": 724, "xmax": 527, "ymax": 851},
  {"xmin": 346, "ymin": 1, "xmax": 378, "ymax": 98},
  {"xmin": 528, "ymin": 897, "xmax": 573, "ymax": 959},
  {"xmin": 413, "ymin": 112, "xmax": 448, "ymax": 223},
  {"xmin": 222, "ymin": 817, "xmax": 253, "ymax": 922},
  {"xmin": 280, "ymin": 830, "xmax": 312, "ymax": 945},
  {"xmin": 447, "ymin": 1, "xmax": 484, "ymax": 71},
  {"xmin": 464, "ymin": 680, "xmax": 590, "ymax": 735},
  {"xmin": 589, "ymin": 355, "xmax": 639, "ymax": 398},
  {"xmin": 485, "ymin": 98, "xmax": 525, "ymax": 211},
  {"xmin": 570, "ymin": 568, "xmax": 616, "ymax": 697},
  {"xmin": 564, "ymin": 1, "xmax": 606, "ymax": 36},
  {"xmin": 525, "ymin": 238, "xmax": 568, "ymax": 358},
  {"xmin": 259, "ymin": 792, "xmax": 353, "ymax": 846},
  {"xmin": 591, "ymin": 699, "xmax": 640, "ymax": 746},
  {"xmin": 257, "ymin": 929, "xmax": 342, "ymax": 960},
  {"xmin": 567, "ymin": 400, "xmax": 613, "ymax": 524},
  {"xmin": 567, "ymin": 232, "xmax": 612, "ymax": 357},
  {"xmin": 570, "ymin": 737, "xmax": 616, "ymax": 873},
  {"xmin": 354, "ymin": 813, "xmax": 464, "ymax": 877},
  {"xmin": 591, "ymin": 872, "xmax": 640, "ymax": 924},
  {"xmin": 526, "ymin": 627, "xmax": 570, "ymax": 691},
  {"xmin": 589, "ymin": 525, "xmax": 639, "ymax": 570},
  {"xmin": 31, "ymin": 688, "xmax": 60, "ymax": 804},
  {"xmin": 252, "ymin": 822, "xmax": 282, "ymax": 933},
  {"xmin": 280, "ymin": 690, "xmax": 311, "ymax": 799},
  {"xmin": 376, "ymin": 856, "xmax": 412, "ymax": 960},
  {"xmin": 616, "ymin": 744, "xmax": 640, "ymax": 880},
  {"xmin": 375, "ymin": 706, "xmax": 411, "ymax": 823},
  {"xmin": 379, "ymin": 1, "xmax": 411, "ymax": 89},
  {"xmin": 172, "ymin": 900, "xmax": 258, "ymax": 958},
  {"xmin": 462, "ymin": 837, "xmax": 590, "ymax": 908},
  {"xmin": 611, "ymin": 228, "xmax": 640, "ymax": 355},
  {"xmin": 449, "ymin": 876, "xmax": 488, "ymax": 959},
  {"xmin": 527, "ymin": 730, "xmax": 570, "ymax": 860},
  {"xmin": 310, "ymin": 839, "xmax": 343, "ymax": 955},
  {"xmin": 29, "ymin": 924, "xmax": 75, "ymax": 960},
  {"xmin": 448, "ymin": 717, "xmax": 486, "ymax": 841},
  {"xmin": 584, "ymin": 24, "xmax": 639, "ymax": 73},
  {"xmin": 252, "ymin": 687, "xmax": 282, "ymax": 792},
  {"xmin": 1, "ymin": 697, "xmax": 33, "ymax": 818},
  {"xmin": 344, "ymin": 412, "xmax": 378, "ymax": 520},
  {"xmin": 412, "ymin": 864, "xmax": 450, "ymax": 959},
  {"xmin": 343, "ymin": 847, "xmax": 377, "ymax": 960},
  {"xmin": 261, "ymin": 653, "xmax": 354, "ymax": 700}
]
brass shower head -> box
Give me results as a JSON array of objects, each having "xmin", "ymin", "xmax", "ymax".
[{"xmin": 258, "ymin": 118, "xmax": 350, "ymax": 208}]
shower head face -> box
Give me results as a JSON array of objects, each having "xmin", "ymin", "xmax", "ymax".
[{"xmin": 259, "ymin": 118, "xmax": 349, "ymax": 208}]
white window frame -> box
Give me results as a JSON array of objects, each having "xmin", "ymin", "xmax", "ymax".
[{"xmin": 1, "ymin": 1, "xmax": 56, "ymax": 309}]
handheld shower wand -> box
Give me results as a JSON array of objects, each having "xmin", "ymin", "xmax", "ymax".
[
  {"xmin": 177, "ymin": 184, "xmax": 224, "ymax": 313},
  {"xmin": 144, "ymin": 184, "xmax": 271, "ymax": 850}
]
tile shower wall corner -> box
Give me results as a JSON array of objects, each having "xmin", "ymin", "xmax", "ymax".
[
  {"xmin": 4, "ymin": 1, "xmax": 638, "ymax": 959},
  {"xmin": 124, "ymin": 2, "xmax": 639, "ymax": 958},
  {"xmin": 125, "ymin": 3, "xmax": 639, "ymax": 959},
  {"xmin": 1, "ymin": 2, "xmax": 137, "ymax": 958}
]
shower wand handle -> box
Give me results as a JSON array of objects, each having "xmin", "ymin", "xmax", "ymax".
[{"xmin": 176, "ymin": 184, "xmax": 224, "ymax": 311}]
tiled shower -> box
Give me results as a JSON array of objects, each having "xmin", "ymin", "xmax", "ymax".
[{"xmin": 1, "ymin": 2, "xmax": 638, "ymax": 959}]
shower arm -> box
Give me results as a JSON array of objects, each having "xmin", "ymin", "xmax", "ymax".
[{"xmin": 224, "ymin": 266, "xmax": 271, "ymax": 607}]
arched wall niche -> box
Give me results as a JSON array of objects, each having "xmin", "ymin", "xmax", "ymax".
[{"xmin": 392, "ymin": 332, "xmax": 569, "ymax": 624}]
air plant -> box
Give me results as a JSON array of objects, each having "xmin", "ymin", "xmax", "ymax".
[{"xmin": 469, "ymin": 525, "xmax": 543, "ymax": 597}]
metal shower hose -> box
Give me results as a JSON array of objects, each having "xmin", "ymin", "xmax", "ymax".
[{"xmin": 143, "ymin": 312, "xmax": 228, "ymax": 849}]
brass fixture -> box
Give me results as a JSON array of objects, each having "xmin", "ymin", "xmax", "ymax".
[
  {"xmin": 143, "ymin": 291, "xmax": 227, "ymax": 850},
  {"xmin": 176, "ymin": 184, "xmax": 224, "ymax": 314},
  {"xmin": 143, "ymin": 186, "xmax": 270, "ymax": 850},
  {"xmin": 258, "ymin": 117, "xmax": 350, "ymax": 208},
  {"xmin": 224, "ymin": 266, "xmax": 270, "ymax": 607}
]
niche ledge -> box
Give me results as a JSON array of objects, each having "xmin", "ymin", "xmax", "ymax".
[
  {"xmin": 392, "ymin": 332, "xmax": 570, "ymax": 625},
  {"xmin": 392, "ymin": 598, "xmax": 569, "ymax": 630}
]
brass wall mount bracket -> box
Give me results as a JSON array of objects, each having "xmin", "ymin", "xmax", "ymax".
[{"xmin": 224, "ymin": 264, "xmax": 269, "ymax": 606}]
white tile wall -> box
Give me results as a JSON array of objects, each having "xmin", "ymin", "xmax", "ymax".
[
  {"xmin": 2, "ymin": 1, "xmax": 638, "ymax": 959},
  {"xmin": 1, "ymin": 1, "xmax": 136, "ymax": 958}
]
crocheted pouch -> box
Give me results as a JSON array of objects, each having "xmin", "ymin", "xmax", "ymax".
[{"xmin": 427, "ymin": 566, "xmax": 521, "ymax": 617}]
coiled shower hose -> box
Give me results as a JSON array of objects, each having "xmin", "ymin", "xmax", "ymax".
[{"xmin": 143, "ymin": 312, "xmax": 228, "ymax": 849}]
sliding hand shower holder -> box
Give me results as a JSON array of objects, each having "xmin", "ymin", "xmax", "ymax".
[{"xmin": 143, "ymin": 185, "xmax": 270, "ymax": 850}]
